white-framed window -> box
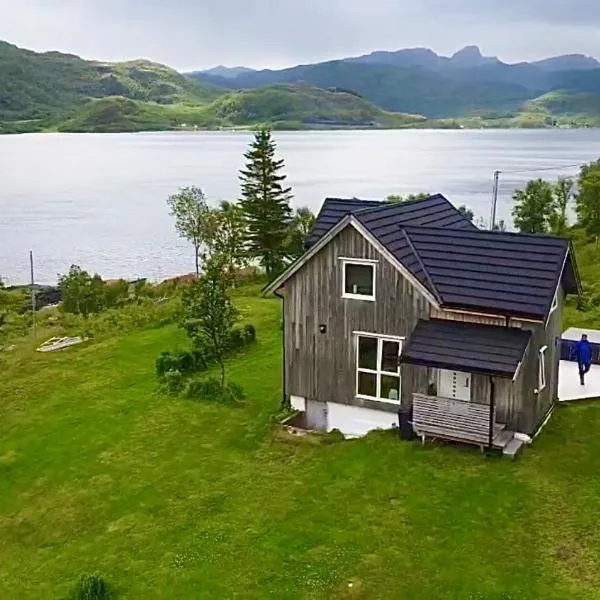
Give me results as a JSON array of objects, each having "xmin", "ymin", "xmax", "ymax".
[
  {"xmin": 538, "ymin": 345, "xmax": 548, "ymax": 391},
  {"xmin": 340, "ymin": 258, "xmax": 376, "ymax": 301},
  {"xmin": 355, "ymin": 333, "xmax": 403, "ymax": 404}
]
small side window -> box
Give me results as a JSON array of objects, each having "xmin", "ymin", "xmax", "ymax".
[
  {"xmin": 538, "ymin": 345, "xmax": 548, "ymax": 391},
  {"xmin": 342, "ymin": 260, "xmax": 376, "ymax": 301}
]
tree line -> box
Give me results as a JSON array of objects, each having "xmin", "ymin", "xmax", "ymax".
[
  {"xmin": 165, "ymin": 127, "xmax": 314, "ymax": 392},
  {"xmin": 512, "ymin": 160, "xmax": 600, "ymax": 244},
  {"xmin": 167, "ymin": 127, "xmax": 315, "ymax": 280}
]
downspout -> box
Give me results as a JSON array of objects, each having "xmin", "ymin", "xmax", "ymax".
[
  {"xmin": 274, "ymin": 290, "xmax": 287, "ymax": 409},
  {"xmin": 488, "ymin": 375, "xmax": 496, "ymax": 450}
]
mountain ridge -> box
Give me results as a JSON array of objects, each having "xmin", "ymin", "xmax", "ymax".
[
  {"xmin": 189, "ymin": 45, "xmax": 600, "ymax": 119},
  {"xmin": 2, "ymin": 40, "xmax": 600, "ymax": 133},
  {"xmin": 198, "ymin": 45, "xmax": 600, "ymax": 76}
]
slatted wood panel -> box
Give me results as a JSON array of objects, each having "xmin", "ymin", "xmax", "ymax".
[
  {"xmin": 429, "ymin": 308, "xmax": 505, "ymax": 326},
  {"xmin": 282, "ymin": 223, "xmax": 431, "ymax": 412},
  {"xmin": 413, "ymin": 393, "xmax": 492, "ymax": 445}
]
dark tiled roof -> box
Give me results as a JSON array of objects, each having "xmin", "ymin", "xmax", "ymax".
[
  {"xmin": 296, "ymin": 194, "xmax": 579, "ymax": 320},
  {"xmin": 402, "ymin": 226, "xmax": 576, "ymax": 320},
  {"xmin": 307, "ymin": 194, "xmax": 474, "ymax": 249},
  {"xmin": 306, "ymin": 198, "xmax": 384, "ymax": 248},
  {"xmin": 354, "ymin": 195, "xmax": 476, "ymax": 296},
  {"xmin": 401, "ymin": 319, "xmax": 532, "ymax": 377}
]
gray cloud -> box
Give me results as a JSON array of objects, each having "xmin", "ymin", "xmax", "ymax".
[{"xmin": 0, "ymin": 0, "xmax": 598, "ymax": 71}]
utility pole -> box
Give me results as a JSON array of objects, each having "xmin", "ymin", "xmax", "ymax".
[
  {"xmin": 30, "ymin": 250, "xmax": 36, "ymax": 337},
  {"xmin": 490, "ymin": 170, "xmax": 501, "ymax": 231}
]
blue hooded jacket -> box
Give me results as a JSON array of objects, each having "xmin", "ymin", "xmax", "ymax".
[{"xmin": 574, "ymin": 339, "xmax": 593, "ymax": 367}]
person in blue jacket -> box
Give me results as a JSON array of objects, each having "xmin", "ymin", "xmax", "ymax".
[{"xmin": 573, "ymin": 334, "xmax": 593, "ymax": 385}]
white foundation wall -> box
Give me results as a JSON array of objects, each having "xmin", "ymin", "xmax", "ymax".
[
  {"xmin": 326, "ymin": 402, "xmax": 398, "ymax": 438},
  {"xmin": 290, "ymin": 395, "xmax": 306, "ymax": 412}
]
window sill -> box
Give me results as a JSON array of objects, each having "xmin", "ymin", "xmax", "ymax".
[
  {"xmin": 342, "ymin": 293, "xmax": 376, "ymax": 302},
  {"xmin": 356, "ymin": 394, "xmax": 401, "ymax": 406}
]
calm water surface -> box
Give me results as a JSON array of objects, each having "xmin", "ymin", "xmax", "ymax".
[{"xmin": 1, "ymin": 129, "xmax": 599, "ymax": 284}]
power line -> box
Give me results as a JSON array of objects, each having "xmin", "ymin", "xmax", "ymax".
[
  {"xmin": 496, "ymin": 163, "xmax": 584, "ymax": 175},
  {"xmin": 489, "ymin": 162, "xmax": 585, "ymax": 230}
]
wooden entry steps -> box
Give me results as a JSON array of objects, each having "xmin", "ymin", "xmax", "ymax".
[
  {"xmin": 503, "ymin": 437, "xmax": 525, "ymax": 459},
  {"xmin": 493, "ymin": 429, "xmax": 525, "ymax": 459}
]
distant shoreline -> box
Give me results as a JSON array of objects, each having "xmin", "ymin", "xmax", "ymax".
[{"xmin": 1, "ymin": 123, "xmax": 598, "ymax": 136}]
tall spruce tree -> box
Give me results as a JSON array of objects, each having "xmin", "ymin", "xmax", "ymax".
[{"xmin": 239, "ymin": 128, "xmax": 293, "ymax": 277}]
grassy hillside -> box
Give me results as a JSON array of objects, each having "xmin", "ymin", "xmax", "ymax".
[
  {"xmin": 526, "ymin": 91, "xmax": 600, "ymax": 115},
  {"xmin": 4, "ymin": 39, "xmax": 600, "ymax": 132},
  {"xmin": 191, "ymin": 56, "xmax": 600, "ymax": 123},
  {"xmin": 54, "ymin": 85, "xmax": 429, "ymax": 133},
  {"xmin": 0, "ymin": 41, "xmax": 221, "ymax": 127},
  {"xmin": 2, "ymin": 274, "xmax": 600, "ymax": 598},
  {"xmin": 195, "ymin": 84, "xmax": 427, "ymax": 129},
  {"xmin": 195, "ymin": 60, "xmax": 533, "ymax": 118},
  {"xmin": 55, "ymin": 97, "xmax": 204, "ymax": 133}
]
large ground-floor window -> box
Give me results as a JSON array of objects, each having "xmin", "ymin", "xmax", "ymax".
[{"xmin": 355, "ymin": 333, "xmax": 403, "ymax": 404}]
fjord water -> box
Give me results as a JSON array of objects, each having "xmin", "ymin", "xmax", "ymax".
[{"xmin": 1, "ymin": 129, "xmax": 598, "ymax": 284}]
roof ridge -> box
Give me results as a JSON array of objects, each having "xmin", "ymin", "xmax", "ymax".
[
  {"xmin": 401, "ymin": 229, "xmax": 443, "ymax": 304},
  {"xmin": 323, "ymin": 197, "xmax": 385, "ymax": 205},
  {"xmin": 401, "ymin": 223, "xmax": 570, "ymax": 242},
  {"xmin": 353, "ymin": 193, "xmax": 445, "ymax": 216}
]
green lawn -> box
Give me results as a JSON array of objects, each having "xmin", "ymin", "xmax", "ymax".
[{"xmin": 2, "ymin": 290, "xmax": 600, "ymax": 599}]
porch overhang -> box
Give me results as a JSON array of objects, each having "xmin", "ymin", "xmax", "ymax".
[{"xmin": 400, "ymin": 319, "xmax": 531, "ymax": 378}]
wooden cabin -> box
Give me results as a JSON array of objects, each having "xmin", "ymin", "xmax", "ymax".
[{"xmin": 264, "ymin": 195, "xmax": 581, "ymax": 456}]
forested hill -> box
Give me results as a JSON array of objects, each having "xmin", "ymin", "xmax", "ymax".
[
  {"xmin": 0, "ymin": 41, "xmax": 220, "ymax": 124},
  {"xmin": 2, "ymin": 40, "xmax": 600, "ymax": 133},
  {"xmin": 191, "ymin": 45, "xmax": 600, "ymax": 123}
]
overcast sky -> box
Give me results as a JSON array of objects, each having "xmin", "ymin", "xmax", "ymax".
[{"xmin": 1, "ymin": 0, "xmax": 599, "ymax": 71}]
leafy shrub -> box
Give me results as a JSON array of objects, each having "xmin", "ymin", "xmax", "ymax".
[
  {"xmin": 156, "ymin": 352, "xmax": 177, "ymax": 377},
  {"xmin": 67, "ymin": 574, "xmax": 111, "ymax": 600},
  {"xmin": 228, "ymin": 328, "xmax": 245, "ymax": 351},
  {"xmin": 164, "ymin": 369, "xmax": 183, "ymax": 395},
  {"xmin": 227, "ymin": 324, "xmax": 257, "ymax": 352},
  {"xmin": 175, "ymin": 350, "xmax": 195, "ymax": 374},
  {"xmin": 226, "ymin": 381, "xmax": 247, "ymax": 401},
  {"xmin": 191, "ymin": 348, "xmax": 210, "ymax": 372},
  {"xmin": 185, "ymin": 377, "xmax": 245, "ymax": 403},
  {"xmin": 243, "ymin": 323, "xmax": 256, "ymax": 343},
  {"xmin": 156, "ymin": 324, "xmax": 257, "ymax": 381}
]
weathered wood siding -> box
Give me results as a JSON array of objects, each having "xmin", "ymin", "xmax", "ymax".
[
  {"xmin": 512, "ymin": 287, "xmax": 564, "ymax": 434},
  {"xmin": 428, "ymin": 308, "xmax": 522, "ymax": 428},
  {"xmin": 282, "ymin": 224, "xmax": 431, "ymax": 413}
]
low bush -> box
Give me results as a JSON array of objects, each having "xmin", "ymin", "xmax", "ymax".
[
  {"xmin": 228, "ymin": 328, "xmax": 245, "ymax": 351},
  {"xmin": 175, "ymin": 350, "xmax": 195, "ymax": 374},
  {"xmin": 163, "ymin": 369, "xmax": 183, "ymax": 395},
  {"xmin": 67, "ymin": 574, "xmax": 111, "ymax": 600},
  {"xmin": 156, "ymin": 352, "xmax": 177, "ymax": 377},
  {"xmin": 156, "ymin": 323, "xmax": 257, "ymax": 380},
  {"xmin": 192, "ymin": 347, "xmax": 211, "ymax": 372},
  {"xmin": 185, "ymin": 377, "xmax": 245, "ymax": 403},
  {"xmin": 243, "ymin": 323, "xmax": 256, "ymax": 343}
]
